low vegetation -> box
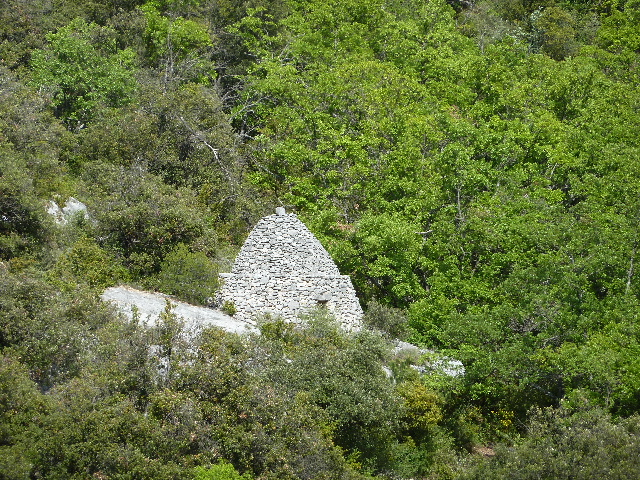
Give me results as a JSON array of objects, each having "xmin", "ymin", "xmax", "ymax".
[{"xmin": 2, "ymin": 0, "xmax": 640, "ymax": 477}]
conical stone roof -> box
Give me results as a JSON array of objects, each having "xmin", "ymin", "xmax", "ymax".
[
  {"xmin": 218, "ymin": 208, "xmax": 363, "ymax": 329},
  {"xmin": 231, "ymin": 212, "xmax": 340, "ymax": 276}
]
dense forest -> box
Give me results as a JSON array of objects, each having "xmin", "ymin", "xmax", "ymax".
[{"xmin": 2, "ymin": 0, "xmax": 640, "ymax": 478}]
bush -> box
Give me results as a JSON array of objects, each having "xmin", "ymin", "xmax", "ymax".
[
  {"xmin": 396, "ymin": 380, "xmax": 443, "ymax": 435},
  {"xmin": 157, "ymin": 243, "xmax": 219, "ymax": 305},
  {"xmin": 193, "ymin": 461, "xmax": 252, "ymax": 480},
  {"xmin": 363, "ymin": 299, "xmax": 410, "ymax": 340},
  {"xmin": 460, "ymin": 398, "xmax": 640, "ymax": 479},
  {"xmin": 48, "ymin": 237, "xmax": 129, "ymax": 291},
  {"xmin": 221, "ymin": 300, "xmax": 237, "ymax": 316},
  {"xmin": 255, "ymin": 311, "xmax": 403, "ymax": 472},
  {"xmin": 0, "ymin": 355, "xmax": 46, "ymax": 479}
]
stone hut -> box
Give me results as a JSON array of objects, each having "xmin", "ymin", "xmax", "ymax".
[{"xmin": 218, "ymin": 208, "xmax": 363, "ymax": 330}]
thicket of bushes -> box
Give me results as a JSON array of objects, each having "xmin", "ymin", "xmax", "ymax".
[{"xmin": 2, "ymin": 0, "xmax": 640, "ymax": 477}]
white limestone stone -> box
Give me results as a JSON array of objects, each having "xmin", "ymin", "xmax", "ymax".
[{"xmin": 218, "ymin": 213, "xmax": 363, "ymax": 330}]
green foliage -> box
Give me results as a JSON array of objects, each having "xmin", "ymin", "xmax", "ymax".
[
  {"xmin": 363, "ymin": 299, "xmax": 410, "ymax": 340},
  {"xmin": 461, "ymin": 400, "xmax": 640, "ymax": 479},
  {"xmin": 29, "ymin": 18, "xmax": 136, "ymax": 130},
  {"xmin": 590, "ymin": 0, "xmax": 640, "ymax": 80},
  {"xmin": 397, "ymin": 380, "xmax": 443, "ymax": 434},
  {"xmin": 143, "ymin": 0, "xmax": 202, "ymax": 16},
  {"xmin": 0, "ymin": 175, "xmax": 50, "ymax": 261},
  {"xmin": 139, "ymin": 82, "xmax": 243, "ymax": 189},
  {"xmin": 0, "ymin": 71, "xmax": 65, "ymax": 261},
  {"xmin": 347, "ymin": 214, "xmax": 426, "ymax": 307},
  {"xmin": 221, "ymin": 300, "xmax": 237, "ymax": 316},
  {"xmin": 49, "ymin": 236, "xmax": 130, "ymax": 291},
  {"xmin": 157, "ymin": 243, "xmax": 219, "ymax": 305},
  {"xmin": 193, "ymin": 461, "xmax": 252, "ymax": 480},
  {"xmin": 85, "ymin": 166, "xmax": 208, "ymax": 279},
  {"xmin": 0, "ymin": 355, "xmax": 46, "ymax": 480},
  {"xmin": 557, "ymin": 317, "xmax": 640, "ymax": 414},
  {"xmin": 165, "ymin": 320, "xmax": 369, "ymax": 480},
  {"xmin": 81, "ymin": 315, "xmax": 158, "ymax": 408},
  {"xmin": 255, "ymin": 311, "xmax": 403, "ymax": 471},
  {"xmin": 3, "ymin": 0, "xmax": 640, "ymax": 478},
  {"xmin": 152, "ymin": 299, "xmax": 185, "ymax": 361},
  {"xmin": 530, "ymin": 6, "xmax": 579, "ymax": 59},
  {"xmin": 141, "ymin": 2, "xmax": 212, "ymax": 63},
  {"xmin": 33, "ymin": 377, "xmax": 186, "ymax": 480},
  {"xmin": 0, "ymin": 271, "xmax": 116, "ymax": 389},
  {"xmin": 0, "ymin": 66, "xmax": 71, "ymax": 199}
]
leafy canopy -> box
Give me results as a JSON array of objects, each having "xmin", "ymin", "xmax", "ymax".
[{"xmin": 30, "ymin": 18, "xmax": 136, "ymax": 130}]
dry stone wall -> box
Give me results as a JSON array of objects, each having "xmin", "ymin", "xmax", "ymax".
[{"xmin": 218, "ymin": 210, "xmax": 363, "ymax": 330}]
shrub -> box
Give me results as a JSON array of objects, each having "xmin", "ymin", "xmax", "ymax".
[
  {"xmin": 363, "ymin": 299, "xmax": 410, "ymax": 340},
  {"xmin": 157, "ymin": 243, "xmax": 219, "ymax": 305},
  {"xmin": 221, "ymin": 300, "xmax": 237, "ymax": 316},
  {"xmin": 48, "ymin": 237, "xmax": 129, "ymax": 290},
  {"xmin": 461, "ymin": 398, "xmax": 640, "ymax": 479},
  {"xmin": 193, "ymin": 461, "xmax": 252, "ymax": 480}
]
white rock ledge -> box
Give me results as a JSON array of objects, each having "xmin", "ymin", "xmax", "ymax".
[{"xmin": 101, "ymin": 286, "xmax": 257, "ymax": 335}]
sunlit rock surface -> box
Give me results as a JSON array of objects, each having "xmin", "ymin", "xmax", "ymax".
[{"xmin": 102, "ymin": 286, "xmax": 257, "ymax": 335}]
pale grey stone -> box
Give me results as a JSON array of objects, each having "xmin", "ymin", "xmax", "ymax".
[
  {"xmin": 218, "ymin": 213, "xmax": 362, "ymax": 330},
  {"xmin": 101, "ymin": 286, "xmax": 257, "ymax": 335},
  {"xmin": 47, "ymin": 197, "xmax": 90, "ymax": 225}
]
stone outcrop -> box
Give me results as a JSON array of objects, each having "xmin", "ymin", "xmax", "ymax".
[
  {"xmin": 47, "ymin": 197, "xmax": 89, "ymax": 225},
  {"xmin": 217, "ymin": 209, "xmax": 363, "ymax": 329},
  {"xmin": 102, "ymin": 286, "xmax": 257, "ymax": 335}
]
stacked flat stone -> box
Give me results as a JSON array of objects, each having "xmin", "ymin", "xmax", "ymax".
[{"xmin": 218, "ymin": 209, "xmax": 363, "ymax": 330}]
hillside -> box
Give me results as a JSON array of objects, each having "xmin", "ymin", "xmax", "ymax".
[{"xmin": 2, "ymin": 0, "xmax": 640, "ymax": 478}]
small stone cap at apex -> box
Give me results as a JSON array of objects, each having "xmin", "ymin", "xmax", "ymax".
[
  {"xmin": 315, "ymin": 291, "xmax": 332, "ymax": 302},
  {"xmin": 276, "ymin": 207, "xmax": 286, "ymax": 215}
]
